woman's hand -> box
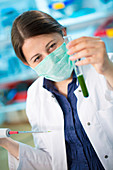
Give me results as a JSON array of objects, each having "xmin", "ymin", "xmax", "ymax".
[
  {"xmin": 0, "ymin": 137, "xmax": 19, "ymax": 159},
  {"xmin": 67, "ymin": 36, "xmax": 111, "ymax": 75},
  {"xmin": 0, "ymin": 138, "xmax": 7, "ymax": 147},
  {"xmin": 67, "ymin": 36, "xmax": 113, "ymax": 88}
]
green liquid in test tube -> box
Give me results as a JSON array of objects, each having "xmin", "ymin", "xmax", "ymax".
[{"xmin": 63, "ymin": 36, "xmax": 89, "ymax": 98}]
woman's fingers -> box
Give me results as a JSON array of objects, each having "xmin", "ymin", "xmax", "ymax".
[
  {"xmin": 75, "ymin": 57, "xmax": 92, "ymax": 66},
  {"xmin": 66, "ymin": 36, "xmax": 101, "ymax": 49},
  {"xmin": 66, "ymin": 36, "xmax": 110, "ymax": 75},
  {"xmin": 66, "ymin": 36, "xmax": 106, "ymax": 66},
  {"xmin": 75, "ymin": 56, "xmax": 101, "ymax": 66},
  {"xmin": 69, "ymin": 48, "xmax": 98, "ymax": 61},
  {"xmin": 69, "ymin": 46, "xmax": 105, "ymax": 66},
  {"xmin": 67, "ymin": 40, "xmax": 99, "ymax": 55}
]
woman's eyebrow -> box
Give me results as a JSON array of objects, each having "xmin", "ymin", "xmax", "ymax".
[{"xmin": 45, "ymin": 39, "xmax": 55, "ymax": 48}]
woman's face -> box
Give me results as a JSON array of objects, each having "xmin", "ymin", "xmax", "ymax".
[{"xmin": 22, "ymin": 33, "xmax": 64, "ymax": 68}]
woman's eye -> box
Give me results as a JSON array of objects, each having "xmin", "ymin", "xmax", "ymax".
[
  {"xmin": 50, "ymin": 43, "xmax": 56, "ymax": 48},
  {"xmin": 34, "ymin": 56, "xmax": 40, "ymax": 62},
  {"xmin": 48, "ymin": 43, "xmax": 56, "ymax": 52}
]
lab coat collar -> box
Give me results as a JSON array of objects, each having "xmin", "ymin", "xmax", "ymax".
[{"xmin": 43, "ymin": 70, "xmax": 77, "ymax": 92}]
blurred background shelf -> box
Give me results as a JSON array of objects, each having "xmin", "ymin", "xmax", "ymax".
[
  {"xmin": 0, "ymin": 70, "xmax": 37, "ymax": 85},
  {"xmin": 59, "ymin": 10, "xmax": 113, "ymax": 30},
  {"xmin": 0, "ymin": 102, "xmax": 26, "ymax": 114}
]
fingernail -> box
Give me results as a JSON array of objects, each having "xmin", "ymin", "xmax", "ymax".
[
  {"xmin": 67, "ymin": 50, "xmax": 71, "ymax": 55},
  {"xmin": 66, "ymin": 42, "xmax": 71, "ymax": 49},
  {"xmin": 66, "ymin": 44, "xmax": 69, "ymax": 49},
  {"xmin": 69, "ymin": 56, "xmax": 75, "ymax": 60}
]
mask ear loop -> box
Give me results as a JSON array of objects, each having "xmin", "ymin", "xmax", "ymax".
[{"xmin": 63, "ymin": 36, "xmax": 89, "ymax": 98}]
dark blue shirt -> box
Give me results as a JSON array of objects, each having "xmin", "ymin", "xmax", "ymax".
[{"xmin": 43, "ymin": 73, "xmax": 105, "ymax": 170}]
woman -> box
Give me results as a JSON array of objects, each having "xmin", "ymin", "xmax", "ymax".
[{"xmin": 0, "ymin": 10, "xmax": 113, "ymax": 170}]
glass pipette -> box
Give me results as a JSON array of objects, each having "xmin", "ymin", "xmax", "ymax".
[
  {"xmin": 0, "ymin": 128, "xmax": 51, "ymax": 138},
  {"xmin": 63, "ymin": 36, "xmax": 89, "ymax": 98}
]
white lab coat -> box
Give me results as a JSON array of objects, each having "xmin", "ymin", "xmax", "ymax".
[{"xmin": 8, "ymin": 53, "xmax": 113, "ymax": 170}]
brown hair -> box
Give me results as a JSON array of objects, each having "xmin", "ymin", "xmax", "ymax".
[{"xmin": 11, "ymin": 10, "xmax": 64, "ymax": 63}]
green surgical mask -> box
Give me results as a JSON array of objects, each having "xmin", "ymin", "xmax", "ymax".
[{"xmin": 33, "ymin": 42, "xmax": 74, "ymax": 82}]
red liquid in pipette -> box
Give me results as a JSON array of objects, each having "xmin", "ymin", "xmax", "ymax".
[{"xmin": 9, "ymin": 131, "xmax": 19, "ymax": 135}]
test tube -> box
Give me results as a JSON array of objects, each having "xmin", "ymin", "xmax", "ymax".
[{"xmin": 63, "ymin": 36, "xmax": 89, "ymax": 97}]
